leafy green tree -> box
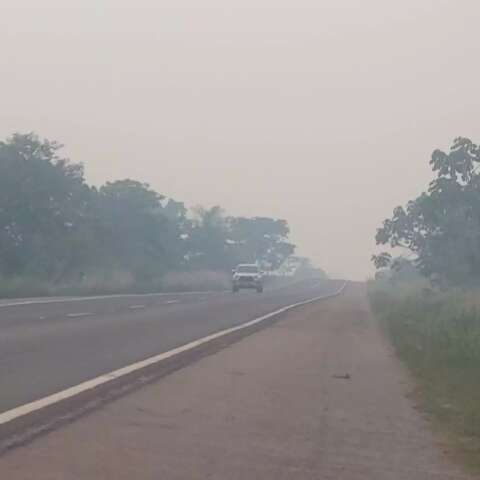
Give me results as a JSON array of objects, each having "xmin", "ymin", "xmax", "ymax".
[
  {"xmin": 371, "ymin": 252, "xmax": 392, "ymax": 270},
  {"xmin": 228, "ymin": 217, "xmax": 295, "ymax": 269},
  {"xmin": 0, "ymin": 133, "xmax": 92, "ymax": 279},
  {"xmin": 161, "ymin": 199, "xmax": 191, "ymax": 267},
  {"xmin": 186, "ymin": 206, "xmax": 231, "ymax": 270},
  {"xmin": 0, "ymin": 132, "xmax": 301, "ymax": 289},
  {"xmin": 374, "ymin": 137, "xmax": 480, "ymax": 284},
  {"xmin": 98, "ymin": 180, "xmax": 170, "ymax": 280}
]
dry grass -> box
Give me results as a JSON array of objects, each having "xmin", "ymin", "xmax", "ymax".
[
  {"xmin": 161, "ymin": 270, "xmax": 230, "ymax": 292},
  {"xmin": 0, "ymin": 270, "xmax": 231, "ymax": 299},
  {"xmin": 369, "ymin": 280, "xmax": 480, "ymax": 473}
]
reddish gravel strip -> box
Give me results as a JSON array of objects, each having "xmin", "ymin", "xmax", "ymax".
[{"xmin": 0, "ymin": 283, "xmax": 474, "ymax": 479}]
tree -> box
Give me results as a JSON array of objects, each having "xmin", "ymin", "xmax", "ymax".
[
  {"xmin": 0, "ymin": 132, "xmax": 302, "ymax": 289},
  {"xmin": 228, "ymin": 217, "xmax": 295, "ymax": 269},
  {"xmin": 0, "ymin": 133, "xmax": 92, "ymax": 279},
  {"xmin": 98, "ymin": 180, "xmax": 171, "ymax": 280},
  {"xmin": 186, "ymin": 206, "xmax": 232, "ymax": 270},
  {"xmin": 162, "ymin": 199, "xmax": 190, "ymax": 266},
  {"xmin": 374, "ymin": 137, "xmax": 480, "ymax": 284},
  {"xmin": 371, "ymin": 252, "xmax": 392, "ymax": 270}
]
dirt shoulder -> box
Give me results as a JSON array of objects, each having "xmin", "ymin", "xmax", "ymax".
[{"xmin": 0, "ymin": 283, "xmax": 474, "ymax": 479}]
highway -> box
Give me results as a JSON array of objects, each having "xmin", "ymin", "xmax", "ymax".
[
  {"xmin": 0, "ymin": 282, "xmax": 472, "ymax": 480},
  {"xmin": 0, "ymin": 279, "xmax": 340, "ymax": 416}
]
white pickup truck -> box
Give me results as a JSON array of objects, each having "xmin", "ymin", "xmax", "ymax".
[{"xmin": 232, "ymin": 264, "xmax": 264, "ymax": 293}]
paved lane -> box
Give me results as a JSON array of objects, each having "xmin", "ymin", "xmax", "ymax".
[{"xmin": 0, "ymin": 279, "xmax": 339, "ymax": 413}]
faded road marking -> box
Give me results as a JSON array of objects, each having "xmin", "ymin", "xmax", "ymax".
[{"xmin": 0, "ymin": 291, "xmax": 226, "ymax": 309}]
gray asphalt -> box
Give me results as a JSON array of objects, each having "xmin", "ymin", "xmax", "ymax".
[{"xmin": 0, "ymin": 279, "xmax": 339, "ymax": 414}]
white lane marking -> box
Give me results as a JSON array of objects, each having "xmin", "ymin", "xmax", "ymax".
[
  {"xmin": 164, "ymin": 300, "xmax": 180, "ymax": 305},
  {"xmin": 66, "ymin": 312, "xmax": 93, "ymax": 318},
  {"xmin": 0, "ymin": 291, "xmax": 227, "ymax": 308},
  {"xmin": 0, "ymin": 282, "xmax": 346, "ymax": 426},
  {"xmin": 129, "ymin": 305, "xmax": 146, "ymax": 310}
]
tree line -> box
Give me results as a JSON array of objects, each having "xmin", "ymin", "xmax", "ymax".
[
  {"xmin": 0, "ymin": 133, "xmax": 295, "ymax": 286},
  {"xmin": 373, "ymin": 137, "xmax": 480, "ymax": 285}
]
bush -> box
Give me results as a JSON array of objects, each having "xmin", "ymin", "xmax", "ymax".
[{"xmin": 369, "ymin": 281, "xmax": 480, "ymax": 471}]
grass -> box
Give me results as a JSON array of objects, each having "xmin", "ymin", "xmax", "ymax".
[
  {"xmin": 0, "ymin": 270, "xmax": 231, "ymax": 299},
  {"xmin": 0, "ymin": 277, "xmax": 51, "ymax": 298},
  {"xmin": 160, "ymin": 270, "xmax": 230, "ymax": 292},
  {"xmin": 368, "ymin": 280, "xmax": 480, "ymax": 472},
  {"xmin": 0, "ymin": 269, "xmax": 311, "ymax": 300}
]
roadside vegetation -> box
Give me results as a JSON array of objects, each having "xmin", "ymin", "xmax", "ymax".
[
  {"xmin": 369, "ymin": 281, "xmax": 480, "ymax": 470},
  {"xmin": 0, "ymin": 132, "xmax": 300, "ymax": 297},
  {"xmin": 371, "ymin": 137, "xmax": 480, "ymax": 471}
]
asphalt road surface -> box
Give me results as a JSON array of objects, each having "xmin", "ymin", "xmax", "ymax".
[{"xmin": 0, "ymin": 279, "xmax": 339, "ymax": 415}]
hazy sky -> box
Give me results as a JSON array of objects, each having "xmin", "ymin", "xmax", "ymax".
[{"xmin": 2, "ymin": 0, "xmax": 479, "ymax": 279}]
